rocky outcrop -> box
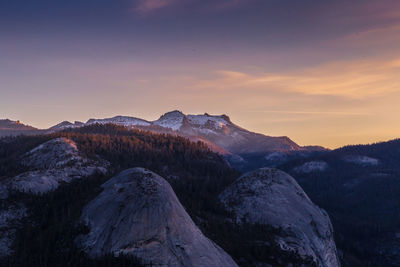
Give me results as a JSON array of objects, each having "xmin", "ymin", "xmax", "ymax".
[
  {"xmin": 9, "ymin": 138, "xmax": 108, "ymax": 194},
  {"xmin": 77, "ymin": 168, "xmax": 238, "ymax": 267},
  {"xmin": 0, "ymin": 138, "xmax": 109, "ymax": 257},
  {"xmin": 219, "ymin": 168, "xmax": 340, "ymax": 267}
]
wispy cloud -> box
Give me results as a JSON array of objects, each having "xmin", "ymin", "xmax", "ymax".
[
  {"xmin": 188, "ymin": 57, "xmax": 400, "ymax": 98},
  {"xmin": 133, "ymin": 0, "xmax": 177, "ymax": 15},
  {"xmin": 132, "ymin": 0, "xmax": 251, "ymax": 16},
  {"xmin": 246, "ymin": 110, "xmax": 369, "ymax": 116},
  {"xmin": 327, "ymin": 22, "xmax": 400, "ymax": 51},
  {"xmin": 211, "ymin": 0, "xmax": 249, "ymax": 10}
]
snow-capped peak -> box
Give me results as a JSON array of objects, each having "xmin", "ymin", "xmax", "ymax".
[
  {"xmin": 49, "ymin": 111, "xmax": 235, "ymax": 132},
  {"xmin": 49, "ymin": 121, "xmax": 84, "ymax": 130},
  {"xmin": 86, "ymin": 116, "xmax": 151, "ymax": 127},
  {"xmin": 49, "ymin": 121, "xmax": 74, "ymax": 130},
  {"xmin": 153, "ymin": 110, "xmax": 185, "ymax": 130},
  {"xmin": 187, "ymin": 113, "xmax": 231, "ymax": 129}
]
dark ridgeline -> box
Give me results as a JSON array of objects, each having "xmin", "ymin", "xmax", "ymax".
[
  {"xmin": 0, "ymin": 119, "xmax": 43, "ymax": 137},
  {"xmin": 273, "ymin": 139, "xmax": 400, "ymax": 267}
]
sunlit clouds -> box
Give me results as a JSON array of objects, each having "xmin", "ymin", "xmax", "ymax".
[
  {"xmin": 196, "ymin": 58, "xmax": 400, "ymax": 98},
  {"xmin": 1, "ymin": 0, "xmax": 400, "ymax": 148}
]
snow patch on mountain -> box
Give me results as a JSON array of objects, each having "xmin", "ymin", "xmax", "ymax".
[
  {"xmin": 86, "ymin": 116, "xmax": 150, "ymax": 127},
  {"xmin": 49, "ymin": 121, "xmax": 74, "ymax": 130},
  {"xmin": 294, "ymin": 161, "xmax": 328, "ymax": 173},
  {"xmin": 77, "ymin": 168, "xmax": 238, "ymax": 267},
  {"xmin": 344, "ymin": 155, "xmax": 379, "ymax": 166},
  {"xmin": 187, "ymin": 114, "xmax": 229, "ymax": 129},
  {"xmin": 153, "ymin": 110, "xmax": 185, "ymax": 130},
  {"xmin": 219, "ymin": 168, "xmax": 340, "ymax": 267},
  {"xmin": 264, "ymin": 152, "xmax": 289, "ymax": 164}
]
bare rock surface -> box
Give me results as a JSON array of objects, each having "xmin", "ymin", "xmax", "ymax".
[
  {"xmin": 77, "ymin": 168, "xmax": 238, "ymax": 267},
  {"xmin": 0, "ymin": 138, "xmax": 109, "ymax": 257},
  {"xmin": 219, "ymin": 168, "xmax": 340, "ymax": 267},
  {"xmin": 9, "ymin": 138, "xmax": 108, "ymax": 194}
]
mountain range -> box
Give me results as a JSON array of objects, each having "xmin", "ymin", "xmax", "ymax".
[{"xmin": 1, "ymin": 110, "xmax": 325, "ymax": 168}]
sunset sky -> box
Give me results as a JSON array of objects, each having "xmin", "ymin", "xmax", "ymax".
[{"xmin": 1, "ymin": 0, "xmax": 400, "ymax": 148}]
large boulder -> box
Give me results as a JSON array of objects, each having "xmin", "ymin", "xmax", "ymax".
[
  {"xmin": 219, "ymin": 168, "xmax": 340, "ymax": 267},
  {"xmin": 77, "ymin": 168, "xmax": 238, "ymax": 267}
]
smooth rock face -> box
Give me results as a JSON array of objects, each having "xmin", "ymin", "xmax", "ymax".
[
  {"xmin": 77, "ymin": 168, "xmax": 238, "ymax": 267},
  {"xmin": 10, "ymin": 138, "xmax": 107, "ymax": 194},
  {"xmin": 219, "ymin": 168, "xmax": 340, "ymax": 267}
]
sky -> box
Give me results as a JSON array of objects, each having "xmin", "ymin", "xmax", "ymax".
[{"xmin": 1, "ymin": 0, "xmax": 400, "ymax": 148}]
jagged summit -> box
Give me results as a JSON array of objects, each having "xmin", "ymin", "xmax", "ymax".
[
  {"xmin": 161, "ymin": 110, "xmax": 184, "ymax": 117},
  {"xmin": 203, "ymin": 112, "xmax": 231, "ymax": 122},
  {"xmin": 153, "ymin": 110, "xmax": 185, "ymax": 130},
  {"xmin": 186, "ymin": 113, "xmax": 230, "ymax": 128}
]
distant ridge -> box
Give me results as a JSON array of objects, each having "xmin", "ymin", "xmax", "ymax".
[
  {"xmin": 1, "ymin": 112, "xmax": 326, "ymax": 163},
  {"xmin": 0, "ymin": 119, "xmax": 43, "ymax": 137}
]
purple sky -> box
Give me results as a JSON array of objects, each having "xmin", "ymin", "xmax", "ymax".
[{"xmin": 1, "ymin": 0, "xmax": 400, "ymax": 148}]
